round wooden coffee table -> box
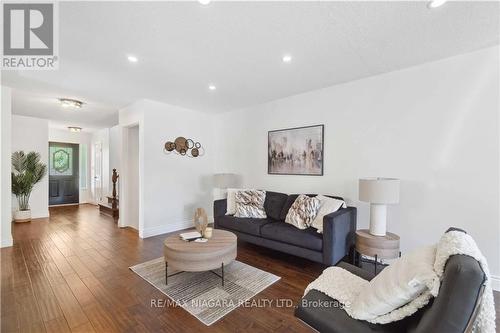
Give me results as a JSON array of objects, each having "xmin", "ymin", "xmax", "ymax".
[{"xmin": 163, "ymin": 229, "xmax": 237, "ymax": 286}]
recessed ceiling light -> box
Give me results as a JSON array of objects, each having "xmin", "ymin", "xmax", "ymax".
[
  {"xmin": 199, "ymin": 0, "xmax": 211, "ymax": 5},
  {"xmin": 58, "ymin": 98, "xmax": 83, "ymax": 109},
  {"xmin": 68, "ymin": 126, "xmax": 82, "ymax": 132},
  {"xmin": 428, "ymin": 0, "xmax": 447, "ymax": 8},
  {"xmin": 282, "ymin": 54, "xmax": 292, "ymax": 63},
  {"xmin": 127, "ymin": 55, "xmax": 138, "ymax": 63},
  {"xmin": 208, "ymin": 84, "xmax": 216, "ymax": 91}
]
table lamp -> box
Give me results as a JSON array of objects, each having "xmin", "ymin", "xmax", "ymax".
[
  {"xmin": 213, "ymin": 173, "xmax": 240, "ymax": 200},
  {"xmin": 359, "ymin": 178, "xmax": 400, "ymax": 236}
]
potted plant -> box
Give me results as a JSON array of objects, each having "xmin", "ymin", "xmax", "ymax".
[{"xmin": 11, "ymin": 151, "xmax": 47, "ymax": 223}]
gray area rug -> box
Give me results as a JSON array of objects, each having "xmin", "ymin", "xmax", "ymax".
[{"xmin": 130, "ymin": 258, "xmax": 280, "ymax": 326}]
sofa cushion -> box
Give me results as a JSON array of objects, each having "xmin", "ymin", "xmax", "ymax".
[
  {"xmin": 295, "ymin": 289, "xmax": 405, "ymax": 333},
  {"xmin": 311, "ymin": 195, "xmax": 347, "ymax": 233},
  {"xmin": 260, "ymin": 222, "xmax": 323, "ymax": 251},
  {"xmin": 350, "ymin": 245, "xmax": 438, "ymax": 321},
  {"xmin": 216, "ymin": 215, "xmax": 273, "ymax": 236},
  {"xmin": 264, "ymin": 191, "xmax": 288, "ymax": 220},
  {"xmin": 280, "ymin": 194, "xmax": 300, "ymax": 221},
  {"xmin": 226, "ymin": 188, "xmax": 245, "ymax": 215},
  {"xmin": 280, "ymin": 194, "xmax": 344, "ymax": 220},
  {"xmin": 234, "ymin": 190, "xmax": 267, "ymax": 218},
  {"xmin": 285, "ymin": 194, "xmax": 321, "ymax": 229}
]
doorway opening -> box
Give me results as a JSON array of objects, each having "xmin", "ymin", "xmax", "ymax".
[
  {"xmin": 48, "ymin": 142, "xmax": 79, "ymax": 205},
  {"xmin": 125, "ymin": 125, "xmax": 139, "ymax": 230}
]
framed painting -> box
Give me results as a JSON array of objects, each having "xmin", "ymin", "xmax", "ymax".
[{"xmin": 268, "ymin": 124, "xmax": 324, "ymax": 176}]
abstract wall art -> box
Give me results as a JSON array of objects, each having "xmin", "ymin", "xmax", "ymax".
[{"xmin": 268, "ymin": 125, "xmax": 324, "ymax": 176}]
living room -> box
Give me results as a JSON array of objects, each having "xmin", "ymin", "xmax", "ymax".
[{"xmin": 1, "ymin": 1, "xmax": 499, "ymax": 332}]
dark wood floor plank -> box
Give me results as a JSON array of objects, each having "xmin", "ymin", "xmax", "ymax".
[
  {"xmin": 44, "ymin": 317, "xmax": 72, "ymax": 333},
  {"xmin": 70, "ymin": 322, "xmax": 96, "ymax": 333},
  {"xmin": 50, "ymin": 280, "xmax": 91, "ymax": 328},
  {"xmin": 3, "ymin": 204, "xmax": 498, "ymax": 333}
]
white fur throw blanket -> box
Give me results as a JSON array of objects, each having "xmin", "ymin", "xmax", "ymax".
[{"xmin": 304, "ymin": 231, "xmax": 495, "ymax": 332}]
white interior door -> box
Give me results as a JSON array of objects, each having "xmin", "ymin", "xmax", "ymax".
[{"xmin": 92, "ymin": 142, "xmax": 103, "ymax": 203}]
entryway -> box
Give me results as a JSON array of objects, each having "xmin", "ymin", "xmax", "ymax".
[{"xmin": 48, "ymin": 142, "xmax": 79, "ymax": 205}]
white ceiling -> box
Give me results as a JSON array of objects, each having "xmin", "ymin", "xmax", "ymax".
[
  {"xmin": 2, "ymin": 1, "xmax": 499, "ymax": 129},
  {"xmin": 11, "ymin": 90, "xmax": 118, "ymax": 132}
]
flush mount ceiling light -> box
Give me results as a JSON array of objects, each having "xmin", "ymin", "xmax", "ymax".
[
  {"xmin": 198, "ymin": 0, "xmax": 211, "ymax": 5},
  {"xmin": 282, "ymin": 54, "xmax": 292, "ymax": 63},
  {"xmin": 58, "ymin": 98, "xmax": 83, "ymax": 108},
  {"xmin": 68, "ymin": 126, "xmax": 82, "ymax": 132},
  {"xmin": 208, "ymin": 84, "xmax": 217, "ymax": 91},
  {"xmin": 428, "ymin": 0, "xmax": 447, "ymax": 8},
  {"xmin": 127, "ymin": 55, "xmax": 138, "ymax": 63}
]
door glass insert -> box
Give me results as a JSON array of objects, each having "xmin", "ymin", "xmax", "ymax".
[{"xmin": 50, "ymin": 146, "xmax": 73, "ymax": 176}]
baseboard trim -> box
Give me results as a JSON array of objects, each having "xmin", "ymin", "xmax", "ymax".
[
  {"xmin": 1, "ymin": 237, "xmax": 13, "ymax": 248},
  {"xmin": 123, "ymin": 226, "xmax": 138, "ymax": 234},
  {"xmin": 49, "ymin": 203, "xmax": 79, "ymax": 208},
  {"xmin": 491, "ymin": 275, "xmax": 500, "ymax": 291},
  {"xmin": 140, "ymin": 216, "xmax": 214, "ymax": 238},
  {"xmin": 141, "ymin": 221, "xmax": 194, "ymax": 238},
  {"xmin": 11, "ymin": 213, "xmax": 49, "ymax": 222}
]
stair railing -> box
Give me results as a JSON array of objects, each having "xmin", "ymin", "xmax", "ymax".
[{"xmin": 112, "ymin": 168, "xmax": 119, "ymax": 210}]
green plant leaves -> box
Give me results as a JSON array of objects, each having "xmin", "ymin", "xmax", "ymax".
[{"xmin": 11, "ymin": 151, "xmax": 47, "ymax": 210}]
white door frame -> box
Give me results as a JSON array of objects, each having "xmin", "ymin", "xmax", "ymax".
[
  {"xmin": 92, "ymin": 141, "xmax": 103, "ymax": 204},
  {"xmin": 119, "ymin": 123, "xmax": 143, "ymax": 236}
]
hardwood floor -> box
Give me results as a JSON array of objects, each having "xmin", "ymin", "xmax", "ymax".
[
  {"xmin": 2, "ymin": 204, "xmax": 499, "ymax": 332},
  {"xmin": 1, "ymin": 204, "xmax": 325, "ymax": 332}
]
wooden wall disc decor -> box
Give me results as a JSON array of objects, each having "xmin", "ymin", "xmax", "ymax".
[
  {"xmin": 163, "ymin": 137, "xmax": 203, "ymax": 158},
  {"xmin": 174, "ymin": 136, "xmax": 188, "ymax": 153},
  {"xmin": 165, "ymin": 141, "xmax": 175, "ymax": 152},
  {"xmin": 194, "ymin": 208, "xmax": 208, "ymax": 235}
]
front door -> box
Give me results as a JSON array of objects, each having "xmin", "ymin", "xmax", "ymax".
[{"xmin": 49, "ymin": 142, "xmax": 79, "ymax": 205}]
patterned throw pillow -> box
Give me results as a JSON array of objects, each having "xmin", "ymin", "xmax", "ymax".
[
  {"xmin": 285, "ymin": 194, "xmax": 321, "ymax": 229},
  {"xmin": 234, "ymin": 190, "xmax": 267, "ymax": 219}
]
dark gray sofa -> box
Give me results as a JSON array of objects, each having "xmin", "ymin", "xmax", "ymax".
[
  {"xmin": 295, "ymin": 228, "xmax": 487, "ymax": 333},
  {"xmin": 214, "ymin": 191, "xmax": 357, "ymax": 266}
]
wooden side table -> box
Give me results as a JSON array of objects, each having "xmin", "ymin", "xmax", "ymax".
[{"xmin": 354, "ymin": 229, "xmax": 400, "ymax": 275}]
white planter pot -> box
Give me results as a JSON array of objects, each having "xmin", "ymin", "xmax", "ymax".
[{"xmin": 14, "ymin": 210, "xmax": 31, "ymax": 223}]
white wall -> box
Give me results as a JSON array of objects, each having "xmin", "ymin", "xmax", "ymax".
[
  {"xmin": 214, "ymin": 46, "xmax": 500, "ymax": 278},
  {"xmin": 48, "ymin": 128, "xmax": 93, "ymax": 203},
  {"xmin": 1, "ymin": 86, "xmax": 12, "ymax": 247},
  {"xmin": 91, "ymin": 128, "xmax": 110, "ymax": 202},
  {"xmin": 119, "ymin": 99, "xmax": 215, "ymax": 237},
  {"xmin": 11, "ymin": 115, "xmax": 49, "ymax": 219},
  {"xmin": 109, "ymin": 125, "xmax": 122, "ymax": 192}
]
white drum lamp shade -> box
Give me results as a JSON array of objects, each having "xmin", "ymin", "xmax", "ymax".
[
  {"xmin": 213, "ymin": 173, "xmax": 240, "ymax": 200},
  {"xmin": 359, "ymin": 178, "xmax": 400, "ymax": 236},
  {"xmin": 214, "ymin": 173, "xmax": 239, "ymax": 189}
]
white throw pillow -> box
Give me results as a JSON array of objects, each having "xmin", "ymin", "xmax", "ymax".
[
  {"xmin": 226, "ymin": 188, "xmax": 243, "ymax": 215},
  {"xmin": 311, "ymin": 195, "xmax": 346, "ymax": 233},
  {"xmin": 350, "ymin": 245, "xmax": 439, "ymax": 321}
]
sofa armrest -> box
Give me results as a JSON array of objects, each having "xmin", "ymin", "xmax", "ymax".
[
  {"xmin": 322, "ymin": 207, "xmax": 357, "ymax": 266},
  {"xmin": 214, "ymin": 199, "xmax": 227, "ymax": 218}
]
